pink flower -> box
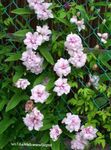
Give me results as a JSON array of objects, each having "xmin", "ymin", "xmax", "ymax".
[
  {"xmin": 62, "ymin": 113, "xmax": 81, "ymax": 132},
  {"xmin": 70, "ymin": 16, "xmax": 78, "ymax": 24},
  {"xmin": 50, "ymin": 125, "xmax": 62, "ymax": 141},
  {"xmin": 21, "ymin": 50, "xmax": 44, "ymax": 75},
  {"xmin": 30, "ymin": 84, "xmax": 50, "ymax": 103},
  {"xmin": 80, "ymin": 126, "xmax": 98, "ymax": 140},
  {"xmin": 34, "ymin": 3, "xmax": 53, "ymax": 20},
  {"xmin": 65, "ymin": 33, "xmax": 83, "ymax": 56},
  {"xmin": 69, "ymin": 51, "xmax": 87, "ymax": 68},
  {"xmin": 36, "ymin": 25, "xmax": 52, "ymax": 42},
  {"xmin": 27, "ymin": 0, "xmax": 44, "ymax": 9},
  {"xmin": 15, "ymin": 78, "xmax": 30, "ymax": 89},
  {"xmin": 71, "ymin": 133, "xmax": 88, "ymax": 150},
  {"xmin": 89, "ymin": 74, "xmax": 99, "ymax": 89},
  {"xmin": 24, "ymin": 32, "xmax": 42, "ymax": 50},
  {"xmin": 54, "ymin": 58, "xmax": 71, "ymax": 77},
  {"xmin": 97, "ymin": 33, "xmax": 108, "ymax": 44},
  {"xmin": 23, "ymin": 107, "xmax": 44, "ymax": 131},
  {"xmin": 53, "ymin": 78, "xmax": 71, "ymax": 96},
  {"xmin": 70, "ymin": 16, "xmax": 85, "ymax": 31}
]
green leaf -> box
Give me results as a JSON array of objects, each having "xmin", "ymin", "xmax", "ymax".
[
  {"xmin": 51, "ymin": 140, "xmax": 60, "ymax": 150},
  {"xmin": 13, "ymin": 67, "xmax": 24, "ymax": 82},
  {"xmin": 0, "ymin": 99, "xmax": 7, "ymax": 111},
  {"xmin": 11, "ymin": 8, "xmax": 33, "ymax": 15},
  {"xmin": 46, "ymin": 94, "xmax": 55, "ymax": 104},
  {"xmin": 93, "ymin": 2, "xmax": 111, "ymax": 6},
  {"xmin": 0, "ymin": 117, "xmax": 16, "ymax": 135},
  {"xmin": 6, "ymin": 93, "xmax": 29, "ymax": 112},
  {"xmin": 13, "ymin": 29, "xmax": 31, "ymax": 37},
  {"xmin": 39, "ymin": 47, "xmax": 54, "ymax": 65},
  {"xmin": 94, "ymin": 97, "xmax": 108, "ymax": 108},
  {"xmin": 5, "ymin": 52, "xmax": 21, "ymax": 62},
  {"xmin": 100, "ymin": 73, "xmax": 111, "ymax": 82},
  {"xmin": 99, "ymin": 51, "xmax": 111, "ymax": 71},
  {"xmin": 40, "ymin": 119, "xmax": 52, "ymax": 131},
  {"xmin": 40, "ymin": 132, "xmax": 49, "ymax": 143},
  {"xmin": 33, "ymin": 71, "xmax": 47, "ymax": 87}
]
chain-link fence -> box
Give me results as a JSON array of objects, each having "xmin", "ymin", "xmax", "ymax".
[{"xmin": 1, "ymin": 0, "xmax": 111, "ymax": 149}]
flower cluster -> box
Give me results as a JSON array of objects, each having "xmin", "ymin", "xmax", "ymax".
[
  {"xmin": 65, "ymin": 33, "xmax": 87, "ymax": 68},
  {"xmin": 23, "ymin": 107, "xmax": 44, "ymax": 131},
  {"xmin": 53, "ymin": 33, "xmax": 87, "ymax": 97},
  {"xmin": 16, "ymin": 1, "xmax": 98, "ymax": 149},
  {"xmin": 62, "ymin": 113, "xmax": 81, "ymax": 132},
  {"xmin": 24, "ymin": 25, "xmax": 52, "ymax": 51},
  {"xmin": 97, "ymin": 32, "xmax": 108, "ymax": 44},
  {"xmin": 30, "ymin": 84, "xmax": 50, "ymax": 103},
  {"xmin": 61, "ymin": 112, "xmax": 98, "ymax": 150},
  {"xmin": 71, "ymin": 126, "xmax": 98, "ymax": 150},
  {"xmin": 36, "ymin": 25, "xmax": 52, "ymax": 42},
  {"xmin": 71, "ymin": 133, "xmax": 88, "ymax": 150},
  {"xmin": 70, "ymin": 16, "xmax": 85, "ymax": 31},
  {"xmin": 21, "ymin": 50, "xmax": 44, "ymax": 75},
  {"xmin": 15, "ymin": 78, "xmax": 30, "ymax": 89},
  {"xmin": 27, "ymin": 0, "xmax": 53, "ymax": 20},
  {"xmin": 50, "ymin": 125, "xmax": 62, "ymax": 141}
]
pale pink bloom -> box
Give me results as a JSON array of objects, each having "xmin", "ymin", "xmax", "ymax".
[
  {"xmin": 36, "ymin": 25, "xmax": 52, "ymax": 42},
  {"xmin": 89, "ymin": 74, "xmax": 99, "ymax": 89},
  {"xmin": 24, "ymin": 32, "xmax": 42, "ymax": 50},
  {"xmin": 27, "ymin": 0, "xmax": 44, "ymax": 9},
  {"xmin": 62, "ymin": 113, "xmax": 81, "ymax": 132},
  {"xmin": 21, "ymin": 50, "xmax": 44, "ymax": 75},
  {"xmin": 70, "ymin": 16, "xmax": 78, "ymax": 24},
  {"xmin": 54, "ymin": 58, "xmax": 71, "ymax": 77},
  {"xmin": 50, "ymin": 125, "xmax": 62, "ymax": 141},
  {"xmin": 65, "ymin": 33, "xmax": 83, "ymax": 56},
  {"xmin": 80, "ymin": 126, "xmax": 98, "ymax": 140},
  {"xmin": 69, "ymin": 51, "xmax": 87, "ymax": 68},
  {"xmin": 15, "ymin": 78, "xmax": 30, "ymax": 89},
  {"xmin": 34, "ymin": 3, "xmax": 53, "ymax": 20},
  {"xmin": 71, "ymin": 133, "xmax": 88, "ymax": 150},
  {"xmin": 23, "ymin": 107, "xmax": 44, "ymax": 131},
  {"xmin": 97, "ymin": 33, "xmax": 108, "ymax": 44},
  {"xmin": 30, "ymin": 84, "xmax": 50, "ymax": 103},
  {"xmin": 70, "ymin": 16, "xmax": 85, "ymax": 31},
  {"xmin": 76, "ymin": 19, "xmax": 85, "ymax": 31},
  {"xmin": 53, "ymin": 78, "xmax": 71, "ymax": 96}
]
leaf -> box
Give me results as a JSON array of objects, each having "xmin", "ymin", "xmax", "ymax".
[
  {"xmin": 54, "ymin": 16, "xmax": 70, "ymax": 26},
  {"xmin": 13, "ymin": 66, "xmax": 24, "ymax": 82},
  {"xmin": 11, "ymin": 8, "xmax": 33, "ymax": 15},
  {"xmin": 6, "ymin": 93, "xmax": 29, "ymax": 112},
  {"xmin": 46, "ymin": 94, "xmax": 55, "ymax": 104},
  {"xmin": 39, "ymin": 47, "xmax": 54, "ymax": 65},
  {"xmin": 40, "ymin": 119, "xmax": 52, "ymax": 131},
  {"xmin": 0, "ymin": 99, "xmax": 7, "ymax": 111},
  {"xmin": 0, "ymin": 117, "xmax": 16, "ymax": 135},
  {"xmin": 13, "ymin": 29, "xmax": 31, "ymax": 37},
  {"xmin": 51, "ymin": 140, "xmax": 60, "ymax": 150},
  {"xmin": 94, "ymin": 97, "xmax": 108, "ymax": 108},
  {"xmin": 93, "ymin": 2, "xmax": 111, "ymax": 6},
  {"xmin": 5, "ymin": 52, "xmax": 21, "ymax": 62},
  {"xmin": 40, "ymin": 132, "xmax": 49, "ymax": 143},
  {"xmin": 33, "ymin": 71, "xmax": 47, "ymax": 87},
  {"xmin": 98, "ymin": 51, "xmax": 111, "ymax": 71}
]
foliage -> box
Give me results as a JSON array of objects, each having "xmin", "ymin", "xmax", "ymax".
[{"xmin": 0, "ymin": 0, "xmax": 111, "ymax": 150}]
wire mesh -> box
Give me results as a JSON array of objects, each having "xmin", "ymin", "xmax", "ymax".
[{"xmin": 1, "ymin": 0, "xmax": 111, "ymax": 149}]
